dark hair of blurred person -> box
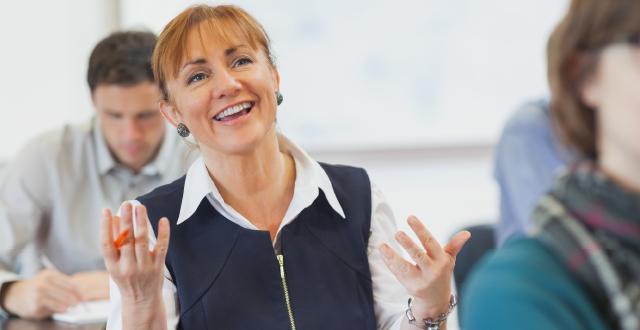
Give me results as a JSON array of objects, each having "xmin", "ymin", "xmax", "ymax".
[
  {"xmin": 0, "ymin": 31, "xmax": 192, "ymax": 320},
  {"xmin": 89, "ymin": 31, "xmax": 167, "ymax": 173},
  {"xmin": 88, "ymin": 31, "xmax": 157, "ymax": 91},
  {"xmin": 461, "ymin": 1, "xmax": 640, "ymax": 329}
]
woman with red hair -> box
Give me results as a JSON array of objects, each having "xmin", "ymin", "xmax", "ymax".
[{"xmin": 99, "ymin": 5, "xmax": 469, "ymax": 330}]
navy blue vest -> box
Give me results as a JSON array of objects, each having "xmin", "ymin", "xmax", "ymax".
[{"xmin": 140, "ymin": 163, "xmax": 376, "ymax": 330}]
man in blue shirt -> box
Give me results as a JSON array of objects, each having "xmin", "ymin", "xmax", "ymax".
[{"xmin": 493, "ymin": 97, "xmax": 573, "ymax": 248}]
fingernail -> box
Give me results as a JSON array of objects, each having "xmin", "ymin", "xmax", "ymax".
[
  {"xmin": 379, "ymin": 244, "xmax": 388, "ymax": 253},
  {"xmin": 396, "ymin": 232, "xmax": 405, "ymax": 242},
  {"xmin": 101, "ymin": 208, "xmax": 109, "ymax": 219}
]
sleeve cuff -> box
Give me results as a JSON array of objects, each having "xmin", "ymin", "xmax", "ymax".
[{"xmin": 0, "ymin": 272, "xmax": 20, "ymax": 317}]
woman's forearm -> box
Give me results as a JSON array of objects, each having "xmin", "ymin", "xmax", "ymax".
[{"xmin": 122, "ymin": 296, "xmax": 168, "ymax": 330}]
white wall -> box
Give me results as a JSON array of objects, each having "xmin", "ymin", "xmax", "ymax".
[
  {"xmin": 119, "ymin": 0, "xmax": 569, "ymax": 151},
  {"xmin": 0, "ymin": 0, "xmax": 118, "ymax": 161}
]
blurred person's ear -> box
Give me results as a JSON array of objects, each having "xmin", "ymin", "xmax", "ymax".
[
  {"xmin": 580, "ymin": 73, "xmax": 602, "ymax": 110},
  {"xmin": 572, "ymin": 52, "xmax": 602, "ymax": 110}
]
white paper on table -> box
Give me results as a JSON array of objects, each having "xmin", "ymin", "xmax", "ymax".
[{"xmin": 52, "ymin": 299, "xmax": 110, "ymax": 324}]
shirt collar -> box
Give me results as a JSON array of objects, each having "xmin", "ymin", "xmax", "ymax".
[
  {"xmin": 93, "ymin": 117, "xmax": 177, "ymax": 177},
  {"xmin": 177, "ymin": 136, "xmax": 346, "ymax": 225}
]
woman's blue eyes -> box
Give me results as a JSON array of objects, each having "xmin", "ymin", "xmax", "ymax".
[
  {"xmin": 234, "ymin": 57, "xmax": 253, "ymax": 67},
  {"xmin": 187, "ymin": 58, "xmax": 253, "ymax": 84},
  {"xmin": 188, "ymin": 73, "xmax": 206, "ymax": 84}
]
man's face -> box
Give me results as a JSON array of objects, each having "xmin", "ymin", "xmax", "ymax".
[{"xmin": 92, "ymin": 81, "xmax": 166, "ymax": 173}]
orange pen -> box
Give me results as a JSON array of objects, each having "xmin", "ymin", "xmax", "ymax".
[{"xmin": 114, "ymin": 229, "xmax": 129, "ymax": 249}]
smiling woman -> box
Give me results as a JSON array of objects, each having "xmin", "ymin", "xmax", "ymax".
[{"xmin": 100, "ymin": 5, "xmax": 470, "ymax": 330}]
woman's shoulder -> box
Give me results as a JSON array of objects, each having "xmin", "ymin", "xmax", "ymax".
[
  {"xmin": 135, "ymin": 175, "xmax": 187, "ymax": 224},
  {"xmin": 460, "ymin": 237, "xmax": 610, "ymax": 330},
  {"xmin": 138, "ymin": 175, "xmax": 187, "ymax": 201}
]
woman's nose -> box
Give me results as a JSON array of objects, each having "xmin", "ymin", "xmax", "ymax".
[{"xmin": 211, "ymin": 69, "xmax": 242, "ymax": 99}]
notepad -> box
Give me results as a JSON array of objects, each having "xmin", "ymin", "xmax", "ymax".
[{"xmin": 52, "ymin": 299, "xmax": 110, "ymax": 324}]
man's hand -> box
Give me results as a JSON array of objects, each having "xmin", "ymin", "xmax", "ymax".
[
  {"xmin": 71, "ymin": 270, "xmax": 110, "ymax": 302},
  {"xmin": 0, "ymin": 269, "xmax": 79, "ymax": 319}
]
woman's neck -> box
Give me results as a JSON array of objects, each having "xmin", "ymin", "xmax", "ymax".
[
  {"xmin": 598, "ymin": 140, "xmax": 640, "ymax": 194},
  {"xmin": 200, "ymin": 131, "xmax": 296, "ymax": 237}
]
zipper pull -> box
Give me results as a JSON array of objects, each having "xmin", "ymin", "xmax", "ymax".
[{"xmin": 277, "ymin": 254, "xmax": 285, "ymax": 278}]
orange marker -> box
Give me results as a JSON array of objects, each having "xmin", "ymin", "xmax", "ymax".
[{"xmin": 114, "ymin": 229, "xmax": 129, "ymax": 249}]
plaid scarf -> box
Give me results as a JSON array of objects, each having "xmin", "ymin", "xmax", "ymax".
[{"xmin": 533, "ymin": 160, "xmax": 640, "ymax": 330}]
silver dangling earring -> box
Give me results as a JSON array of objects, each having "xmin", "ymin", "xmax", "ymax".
[
  {"xmin": 275, "ymin": 91, "xmax": 283, "ymax": 106},
  {"xmin": 177, "ymin": 123, "xmax": 190, "ymax": 137}
]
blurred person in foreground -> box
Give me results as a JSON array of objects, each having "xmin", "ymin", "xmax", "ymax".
[
  {"xmin": 493, "ymin": 96, "xmax": 574, "ymax": 248},
  {"xmin": 100, "ymin": 5, "xmax": 470, "ymax": 330},
  {"xmin": 462, "ymin": 0, "xmax": 640, "ymax": 329},
  {"xmin": 0, "ymin": 31, "xmax": 192, "ymax": 319}
]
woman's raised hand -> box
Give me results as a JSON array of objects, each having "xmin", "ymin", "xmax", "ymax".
[
  {"xmin": 99, "ymin": 203, "xmax": 170, "ymax": 329},
  {"xmin": 378, "ymin": 216, "xmax": 470, "ymax": 329}
]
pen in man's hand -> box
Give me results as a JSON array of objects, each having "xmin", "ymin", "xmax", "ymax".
[{"xmin": 38, "ymin": 253, "xmax": 90, "ymax": 312}]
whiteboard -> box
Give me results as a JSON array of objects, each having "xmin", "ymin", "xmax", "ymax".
[{"xmin": 122, "ymin": 0, "xmax": 569, "ymax": 151}]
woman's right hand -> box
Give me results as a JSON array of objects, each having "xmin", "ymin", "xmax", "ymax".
[{"xmin": 100, "ymin": 202, "xmax": 170, "ymax": 329}]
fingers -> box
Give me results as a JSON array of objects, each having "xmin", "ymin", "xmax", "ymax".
[
  {"xmin": 118, "ymin": 202, "xmax": 137, "ymax": 264},
  {"xmin": 112, "ymin": 214, "xmax": 121, "ymax": 241},
  {"xmin": 408, "ymin": 216, "xmax": 445, "ymax": 261},
  {"xmin": 134, "ymin": 205, "xmax": 150, "ymax": 265},
  {"xmin": 443, "ymin": 231, "xmax": 471, "ymax": 260},
  {"xmin": 377, "ymin": 243, "xmax": 419, "ymax": 280},
  {"xmin": 38, "ymin": 271, "xmax": 79, "ymax": 310},
  {"xmin": 71, "ymin": 271, "xmax": 110, "ymax": 301},
  {"xmin": 99, "ymin": 208, "xmax": 118, "ymax": 267},
  {"xmin": 40, "ymin": 295, "xmax": 72, "ymax": 314},
  {"xmin": 152, "ymin": 217, "xmax": 171, "ymax": 268},
  {"xmin": 394, "ymin": 231, "xmax": 432, "ymax": 269}
]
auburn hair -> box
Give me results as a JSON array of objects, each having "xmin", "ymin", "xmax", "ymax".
[
  {"xmin": 547, "ymin": 0, "xmax": 640, "ymax": 158},
  {"xmin": 152, "ymin": 4, "xmax": 276, "ymax": 102}
]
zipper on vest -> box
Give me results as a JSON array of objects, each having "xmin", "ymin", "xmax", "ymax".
[{"xmin": 277, "ymin": 254, "xmax": 296, "ymax": 330}]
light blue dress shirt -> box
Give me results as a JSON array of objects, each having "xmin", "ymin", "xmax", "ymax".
[{"xmin": 493, "ymin": 97, "xmax": 573, "ymax": 248}]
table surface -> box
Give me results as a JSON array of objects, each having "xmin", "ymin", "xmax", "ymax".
[{"xmin": 0, "ymin": 317, "xmax": 104, "ymax": 330}]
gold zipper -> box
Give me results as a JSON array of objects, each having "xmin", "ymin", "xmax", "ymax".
[{"xmin": 277, "ymin": 254, "xmax": 296, "ymax": 330}]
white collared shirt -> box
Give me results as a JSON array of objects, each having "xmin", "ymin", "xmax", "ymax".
[{"xmin": 107, "ymin": 138, "xmax": 407, "ymax": 330}]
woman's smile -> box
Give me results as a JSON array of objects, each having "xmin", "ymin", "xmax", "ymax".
[{"xmin": 213, "ymin": 101, "xmax": 254, "ymax": 125}]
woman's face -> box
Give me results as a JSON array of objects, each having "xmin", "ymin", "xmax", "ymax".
[
  {"xmin": 582, "ymin": 41, "xmax": 640, "ymax": 161},
  {"xmin": 163, "ymin": 24, "xmax": 280, "ymax": 156}
]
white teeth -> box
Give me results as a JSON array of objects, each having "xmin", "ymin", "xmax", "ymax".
[{"xmin": 215, "ymin": 102, "xmax": 252, "ymax": 120}]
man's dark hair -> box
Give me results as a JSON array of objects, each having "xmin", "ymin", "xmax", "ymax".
[{"xmin": 87, "ymin": 31, "xmax": 157, "ymax": 92}]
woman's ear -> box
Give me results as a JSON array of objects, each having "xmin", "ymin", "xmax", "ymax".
[{"xmin": 159, "ymin": 101, "xmax": 181, "ymax": 128}]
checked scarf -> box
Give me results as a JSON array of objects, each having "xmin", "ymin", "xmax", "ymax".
[{"xmin": 533, "ymin": 160, "xmax": 640, "ymax": 330}]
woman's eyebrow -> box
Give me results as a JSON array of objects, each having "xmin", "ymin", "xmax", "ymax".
[
  {"xmin": 225, "ymin": 45, "xmax": 249, "ymax": 56},
  {"xmin": 181, "ymin": 58, "xmax": 207, "ymax": 70}
]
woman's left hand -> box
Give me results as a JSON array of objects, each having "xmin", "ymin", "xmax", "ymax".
[{"xmin": 378, "ymin": 215, "xmax": 470, "ymax": 326}]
